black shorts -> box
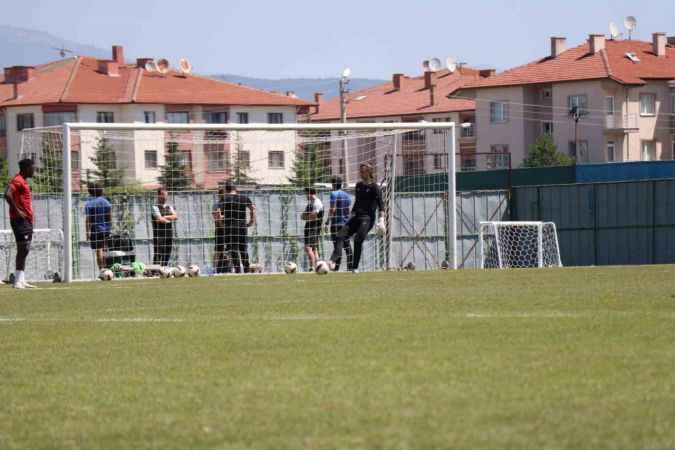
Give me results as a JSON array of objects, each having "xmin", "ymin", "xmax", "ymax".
[
  {"xmin": 216, "ymin": 227, "xmax": 247, "ymax": 251},
  {"xmin": 304, "ymin": 226, "xmax": 321, "ymax": 248},
  {"xmin": 10, "ymin": 219, "xmax": 33, "ymax": 243},
  {"xmin": 89, "ymin": 231, "xmax": 110, "ymax": 250}
]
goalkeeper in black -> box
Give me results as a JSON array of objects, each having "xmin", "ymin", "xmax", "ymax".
[{"xmin": 329, "ymin": 163, "xmax": 384, "ymax": 273}]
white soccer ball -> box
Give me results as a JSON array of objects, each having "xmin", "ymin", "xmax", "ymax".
[
  {"xmin": 159, "ymin": 267, "xmax": 173, "ymax": 279},
  {"xmin": 173, "ymin": 265, "xmax": 187, "ymax": 278},
  {"xmin": 315, "ymin": 261, "xmax": 329, "ymax": 275},
  {"xmin": 187, "ymin": 264, "xmax": 200, "ymax": 277},
  {"xmin": 376, "ymin": 219, "xmax": 386, "ymax": 236},
  {"xmin": 249, "ymin": 263, "xmax": 263, "ymax": 274},
  {"xmin": 99, "ymin": 268, "xmax": 114, "ymax": 281},
  {"xmin": 284, "ymin": 261, "xmax": 297, "ymax": 274}
]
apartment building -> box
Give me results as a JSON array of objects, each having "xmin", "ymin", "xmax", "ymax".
[
  {"xmin": 457, "ymin": 33, "xmax": 675, "ymax": 167},
  {"xmin": 310, "ymin": 67, "xmax": 495, "ymax": 179},
  {"xmin": 0, "ymin": 45, "xmax": 312, "ymax": 188}
]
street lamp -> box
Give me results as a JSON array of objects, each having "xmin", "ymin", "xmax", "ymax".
[{"xmin": 339, "ymin": 68, "xmax": 351, "ymax": 183}]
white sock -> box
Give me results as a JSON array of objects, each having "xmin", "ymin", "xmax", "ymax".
[{"xmin": 16, "ymin": 271, "xmax": 24, "ymax": 284}]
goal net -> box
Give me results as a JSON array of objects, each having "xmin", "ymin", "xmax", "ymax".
[
  {"xmin": 479, "ymin": 221, "xmax": 561, "ymax": 269},
  {"xmin": 0, "ymin": 229, "xmax": 63, "ymax": 282},
  {"xmin": 18, "ymin": 122, "xmax": 457, "ymax": 282}
]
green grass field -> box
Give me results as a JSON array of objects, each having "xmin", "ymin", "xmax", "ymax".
[{"xmin": 1, "ymin": 266, "xmax": 674, "ymax": 450}]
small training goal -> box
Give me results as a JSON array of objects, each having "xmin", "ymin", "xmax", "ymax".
[{"xmin": 479, "ymin": 221, "xmax": 561, "ymax": 269}]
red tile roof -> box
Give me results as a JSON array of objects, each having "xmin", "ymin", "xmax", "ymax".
[
  {"xmin": 310, "ymin": 69, "xmax": 479, "ymax": 121},
  {"xmin": 462, "ymin": 39, "xmax": 675, "ymax": 90},
  {"xmin": 0, "ymin": 56, "xmax": 311, "ymax": 108}
]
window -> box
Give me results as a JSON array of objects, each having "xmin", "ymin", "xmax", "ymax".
[
  {"xmin": 144, "ymin": 150, "xmax": 158, "ymax": 169},
  {"xmin": 605, "ymin": 96, "xmax": 615, "ymax": 116},
  {"xmin": 568, "ymin": 95, "xmax": 588, "ymax": 115},
  {"xmin": 641, "ymin": 140, "xmax": 656, "ymax": 161},
  {"xmin": 144, "ymin": 111, "xmax": 156, "ymax": 123},
  {"xmin": 203, "ymin": 111, "xmax": 228, "ymax": 124},
  {"xmin": 433, "ymin": 153, "xmax": 445, "ymax": 170},
  {"xmin": 237, "ymin": 112, "xmax": 249, "ymax": 124},
  {"xmin": 607, "ymin": 141, "xmax": 616, "ymax": 162},
  {"xmin": 44, "ymin": 111, "xmax": 76, "ymax": 127},
  {"xmin": 96, "ymin": 112, "xmax": 114, "ymax": 123},
  {"xmin": 461, "ymin": 155, "xmax": 476, "ymax": 172},
  {"xmin": 237, "ymin": 151, "xmax": 250, "ymax": 169},
  {"xmin": 71, "ymin": 152, "xmax": 80, "ymax": 171},
  {"xmin": 569, "ymin": 140, "xmax": 589, "ymax": 162},
  {"xmin": 166, "ymin": 112, "xmax": 190, "ymax": 124},
  {"xmin": 461, "ymin": 123, "xmax": 475, "ymax": 138},
  {"xmin": 336, "ymin": 158, "xmax": 345, "ymax": 175},
  {"xmin": 542, "ymin": 121, "xmax": 553, "ymax": 135},
  {"xmin": 403, "ymin": 153, "xmax": 425, "ymax": 176},
  {"xmin": 206, "ymin": 146, "xmax": 227, "ymax": 171},
  {"xmin": 541, "ymin": 89, "xmax": 552, "ymax": 100},
  {"xmin": 489, "ymin": 102, "xmax": 508, "ymax": 123},
  {"xmin": 268, "ymin": 151, "xmax": 285, "ymax": 168},
  {"xmin": 17, "ymin": 113, "xmax": 34, "ymax": 131},
  {"xmin": 267, "ymin": 112, "xmax": 283, "ymax": 124},
  {"xmin": 488, "ymin": 145, "xmax": 510, "ymax": 169},
  {"xmin": 639, "ymin": 94, "xmax": 656, "ymax": 116},
  {"xmin": 432, "ymin": 117, "xmax": 451, "ymax": 134},
  {"xmin": 0, "ymin": 114, "xmax": 6, "ymax": 137}
]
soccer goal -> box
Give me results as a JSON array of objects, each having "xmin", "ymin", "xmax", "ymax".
[
  {"xmin": 479, "ymin": 221, "xmax": 562, "ymax": 269},
  {"xmin": 18, "ymin": 122, "xmax": 458, "ymax": 282},
  {"xmin": 0, "ymin": 228, "xmax": 64, "ymax": 282}
]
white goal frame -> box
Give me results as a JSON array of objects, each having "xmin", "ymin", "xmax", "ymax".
[
  {"xmin": 479, "ymin": 221, "xmax": 562, "ymax": 269},
  {"xmin": 60, "ymin": 122, "xmax": 457, "ymax": 282}
]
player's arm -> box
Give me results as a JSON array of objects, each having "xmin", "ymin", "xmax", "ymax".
[
  {"xmin": 165, "ymin": 206, "xmax": 178, "ymax": 222},
  {"xmin": 375, "ymin": 185, "xmax": 385, "ymax": 229},
  {"xmin": 5, "ymin": 183, "xmax": 28, "ymax": 220},
  {"xmin": 151, "ymin": 205, "xmax": 168, "ymax": 224},
  {"xmin": 212, "ymin": 206, "xmax": 223, "ymax": 224},
  {"xmin": 247, "ymin": 202, "xmax": 256, "ymax": 227},
  {"xmin": 85, "ymin": 214, "xmax": 92, "ymax": 240}
]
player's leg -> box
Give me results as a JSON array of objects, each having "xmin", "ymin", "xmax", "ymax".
[
  {"xmin": 329, "ymin": 219, "xmax": 357, "ymax": 265},
  {"xmin": 344, "ymin": 239, "xmax": 354, "ymax": 271},
  {"xmin": 152, "ymin": 237, "xmax": 161, "ymax": 265},
  {"xmin": 12, "ymin": 219, "xmax": 34, "ymax": 288},
  {"xmin": 161, "ymin": 237, "xmax": 173, "ymax": 266},
  {"xmin": 351, "ymin": 216, "xmax": 373, "ymax": 271},
  {"xmin": 238, "ymin": 230, "xmax": 250, "ymax": 273},
  {"xmin": 330, "ymin": 225, "xmax": 342, "ymax": 270}
]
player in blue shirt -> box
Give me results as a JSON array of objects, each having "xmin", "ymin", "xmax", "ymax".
[
  {"xmin": 327, "ymin": 176, "xmax": 353, "ymax": 271},
  {"xmin": 84, "ymin": 182, "xmax": 112, "ymax": 270}
]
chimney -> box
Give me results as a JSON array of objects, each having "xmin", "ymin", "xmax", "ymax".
[
  {"xmin": 424, "ymin": 71, "xmax": 433, "ymax": 89},
  {"xmin": 98, "ymin": 60, "xmax": 119, "ymax": 77},
  {"xmin": 550, "ymin": 37, "xmax": 566, "ymax": 57},
  {"xmin": 112, "ymin": 45, "xmax": 124, "ymax": 64},
  {"xmin": 3, "ymin": 66, "xmax": 35, "ymax": 84},
  {"xmin": 392, "ymin": 73, "xmax": 404, "ymax": 90},
  {"xmin": 136, "ymin": 58, "xmax": 153, "ymax": 68},
  {"xmin": 653, "ymin": 32, "xmax": 667, "ymax": 57},
  {"xmin": 429, "ymin": 84, "xmax": 436, "ymax": 106},
  {"xmin": 589, "ymin": 34, "xmax": 606, "ymax": 54},
  {"xmin": 314, "ymin": 92, "xmax": 323, "ymax": 114},
  {"xmin": 286, "ymin": 91, "xmax": 297, "ymax": 98},
  {"xmin": 479, "ymin": 69, "xmax": 496, "ymax": 78},
  {"xmin": 668, "ymin": 36, "xmax": 675, "ymax": 46}
]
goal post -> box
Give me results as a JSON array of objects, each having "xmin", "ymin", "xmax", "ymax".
[
  {"xmin": 19, "ymin": 121, "xmax": 458, "ymax": 282},
  {"xmin": 479, "ymin": 221, "xmax": 562, "ymax": 269}
]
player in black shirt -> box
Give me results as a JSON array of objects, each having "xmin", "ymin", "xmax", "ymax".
[
  {"xmin": 212, "ymin": 181, "xmax": 256, "ymax": 273},
  {"xmin": 329, "ymin": 163, "xmax": 384, "ymax": 272},
  {"xmin": 151, "ymin": 188, "xmax": 178, "ymax": 266}
]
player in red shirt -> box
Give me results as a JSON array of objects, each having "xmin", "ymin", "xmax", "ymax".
[{"xmin": 5, "ymin": 158, "xmax": 36, "ymax": 289}]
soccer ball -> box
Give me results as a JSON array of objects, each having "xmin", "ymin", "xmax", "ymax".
[
  {"xmin": 187, "ymin": 264, "xmax": 200, "ymax": 277},
  {"xmin": 375, "ymin": 219, "xmax": 386, "ymax": 236},
  {"xmin": 405, "ymin": 262, "xmax": 416, "ymax": 271},
  {"xmin": 284, "ymin": 261, "xmax": 297, "ymax": 274},
  {"xmin": 132, "ymin": 261, "xmax": 145, "ymax": 277},
  {"xmin": 99, "ymin": 268, "xmax": 114, "ymax": 281},
  {"xmin": 440, "ymin": 260, "xmax": 450, "ymax": 270},
  {"xmin": 159, "ymin": 267, "xmax": 173, "ymax": 279},
  {"xmin": 173, "ymin": 265, "xmax": 187, "ymax": 278},
  {"xmin": 315, "ymin": 261, "xmax": 329, "ymax": 275},
  {"xmin": 249, "ymin": 263, "xmax": 263, "ymax": 274}
]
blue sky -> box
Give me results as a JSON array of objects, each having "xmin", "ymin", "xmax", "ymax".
[{"xmin": 3, "ymin": 0, "xmax": 674, "ymax": 78}]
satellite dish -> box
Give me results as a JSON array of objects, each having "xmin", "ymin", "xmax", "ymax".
[
  {"xmin": 422, "ymin": 60, "xmax": 430, "ymax": 71},
  {"xmin": 609, "ymin": 22, "xmax": 621, "ymax": 40},
  {"xmin": 144, "ymin": 60, "xmax": 158, "ymax": 72},
  {"xmin": 428, "ymin": 58, "xmax": 442, "ymax": 72},
  {"xmin": 156, "ymin": 58, "xmax": 170, "ymax": 74},
  {"xmin": 446, "ymin": 57, "xmax": 457, "ymax": 73},
  {"xmin": 624, "ymin": 16, "xmax": 637, "ymax": 39},
  {"xmin": 179, "ymin": 58, "xmax": 192, "ymax": 75},
  {"xmin": 341, "ymin": 67, "xmax": 352, "ymax": 79}
]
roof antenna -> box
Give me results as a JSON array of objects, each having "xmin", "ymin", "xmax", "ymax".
[
  {"xmin": 52, "ymin": 45, "xmax": 73, "ymax": 58},
  {"xmin": 624, "ymin": 16, "xmax": 637, "ymax": 40}
]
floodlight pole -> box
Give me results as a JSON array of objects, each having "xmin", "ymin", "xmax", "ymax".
[
  {"xmin": 339, "ymin": 76, "xmax": 350, "ymax": 184},
  {"xmin": 446, "ymin": 125, "xmax": 457, "ymax": 269},
  {"xmin": 62, "ymin": 123, "xmax": 73, "ymax": 283}
]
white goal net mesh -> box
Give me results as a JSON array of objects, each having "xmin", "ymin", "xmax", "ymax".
[
  {"xmin": 479, "ymin": 221, "xmax": 561, "ymax": 269},
  {"xmin": 16, "ymin": 124, "xmax": 456, "ymax": 281}
]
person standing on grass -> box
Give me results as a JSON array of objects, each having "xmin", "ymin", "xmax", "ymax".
[
  {"xmin": 151, "ymin": 187, "xmax": 178, "ymax": 266},
  {"xmin": 327, "ymin": 176, "xmax": 352, "ymax": 271},
  {"xmin": 329, "ymin": 163, "xmax": 384, "ymax": 273},
  {"xmin": 5, "ymin": 158, "xmax": 36, "ymax": 289},
  {"xmin": 212, "ymin": 181, "xmax": 256, "ymax": 273},
  {"xmin": 302, "ymin": 187, "xmax": 324, "ymax": 270},
  {"xmin": 84, "ymin": 182, "xmax": 112, "ymax": 271}
]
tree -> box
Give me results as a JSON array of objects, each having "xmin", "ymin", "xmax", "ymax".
[
  {"xmin": 521, "ymin": 135, "xmax": 574, "ymax": 168},
  {"xmin": 158, "ymin": 141, "xmax": 191, "ymax": 191},
  {"xmin": 288, "ymin": 140, "xmax": 330, "ymax": 187},
  {"xmin": 89, "ymin": 136, "xmax": 124, "ymax": 189},
  {"xmin": 0, "ymin": 157, "xmax": 10, "ymax": 190},
  {"xmin": 32, "ymin": 139, "xmax": 63, "ymax": 193}
]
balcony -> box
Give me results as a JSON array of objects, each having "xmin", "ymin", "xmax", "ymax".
[
  {"xmin": 459, "ymin": 123, "xmax": 475, "ymax": 142},
  {"xmin": 605, "ymin": 114, "xmax": 638, "ymax": 132}
]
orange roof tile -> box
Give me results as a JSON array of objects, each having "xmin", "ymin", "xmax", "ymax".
[
  {"xmin": 0, "ymin": 56, "xmax": 311, "ymax": 108},
  {"xmin": 462, "ymin": 39, "xmax": 675, "ymax": 90},
  {"xmin": 310, "ymin": 69, "xmax": 478, "ymax": 121}
]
